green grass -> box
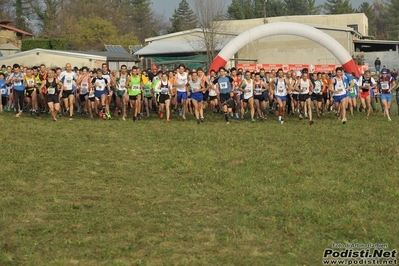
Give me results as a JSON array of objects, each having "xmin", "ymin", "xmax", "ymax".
[{"xmin": 1, "ymin": 103, "xmax": 399, "ymax": 266}]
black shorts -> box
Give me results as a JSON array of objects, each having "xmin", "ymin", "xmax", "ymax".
[
  {"xmin": 299, "ymin": 94, "xmax": 310, "ymax": 102},
  {"xmin": 292, "ymin": 94, "xmax": 299, "ymax": 101},
  {"xmin": 209, "ymin": 95, "xmax": 217, "ymax": 101},
  {"xmin": 202, "ymin": 90, "xmax": 209, "ymax": 101},
  {"xmin": 46, "ymin": 94, "xmax": 59, "ymax": 103},
  {"xmin": 88, "ymin": 96, "xmax": 95, "ymax": 102},
  {"xmin": 144, "ymin": 96, "xmax": 152, "ymax": 100},
  {"xmin": 62, "ymin": 90, "xmax": 74, "ymax": 99},
  {"xmin": 157, "ymin": 94, "xmax": 170, "ymax": 104},
  {"xmin": 254, "ymin": 94, "xmax": 263, "ymax": 102},
  {"xmin": 220, "ymin": 93, "xmax": 233, "ymax": 108},
  {"xmin": 242, "ymin": 97, "xmax": 252, "ymax": 103},
  {"xmin": 311, "ymin": 93, "xmax": 323, "ymax": 102},
  {"xmin": 129, "ymin": 95, "xmax": 138, "ymax": 101},
  {"xmin": 323, "ymin": 92, "xmax": 330, "ymax": 101},
  {"xmin": 25, "ymin": 89, "xmax": 36, "ymax": 98},
  {"xmin": 79, "ymin": 93, "xmax": 88, "ymax": 102}
]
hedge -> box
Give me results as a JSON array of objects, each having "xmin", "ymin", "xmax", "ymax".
[{"xmin": 21, "ymin": 38, "xmax": 67, "ymax": 51}]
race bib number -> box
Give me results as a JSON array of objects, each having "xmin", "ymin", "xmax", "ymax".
[
  {"xmin": 14, "ymin": 80, "xmax": 22, "ymax": 86},
  {"xmin": 81, "ymin": 82, "xmax": 88, "ymax": 94},
  {"xmin": 234, "ymin": 87, "xmax": 239, "ymax": 93},
  {"xmin": 97, "ymin": 85, "xmax": 104, "ymax": 91},
  {"xmin": 65, "ymin": 78, "xmax": 72, "ymax": 85},
  {"xmin": 277, "ymin": 84, "xmax": 284, "ymax": 93},
  {"xmin": 89, "ymin": 89, "xmax": 95, "ymax": 97},
  {"xmin": 47, "ymin": 87, "xmax": 55, "ymax": 94},
  {"xmin": 28, "ymin": 80, "xmax": 34, "ymax": 86},
  {"xmin": 255, "ymin": 88, "xmax": 262, "ymax": 94},
  {"xmin": 1, "ymin": 89, "xmax": 6, "ymax": 95},
  {"xmin": 132, "ymin": 85, "xmax": 140, "ymax": 91},
  {"xmin": 161, "ymin": 87, "xmax": 168, "ymax": 94},
  {"xmin": 381, "ymin": 83, "xmax": 389, "ymax": 90},
  {"xmin": 219, "ymin": 82, "xmax": 228, "ymax": 89},
  {"xmin": 144, "ymin": 89, "xmax": 151, "ymax": 95},
  {"xmin": 337, "ymin": 83, "xmax": 343, "ymax": 92}
]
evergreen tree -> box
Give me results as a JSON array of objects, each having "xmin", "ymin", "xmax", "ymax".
[
  {"xmin": 324, "ymin": 0, "xmax": 354, "ymax": 14},
  {"xmin": 227, "ymin": 0, "xmax": 245, "ymax": 19},
  {"xmin": 169, "ymin": 0, "xmax": 197, "ymax": 33},
  {"xmin": 14, "ymin": 0, "xmax": 31, "ymax": 32},
  {"xmin": 357, "ymin": 2, "xmax": 376, "ymax": 36},
  {"xmin": 284, "ymin": 0, "xmax": 308, "ymax": 15},
  {"xmin": 384, "ymin": 0, "xmax": 399, "ymax": 40}
]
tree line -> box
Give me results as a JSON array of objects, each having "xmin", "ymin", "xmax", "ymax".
[{"xmin": 0, "ymin": 0, "xmax": 398, "ymax": 51}]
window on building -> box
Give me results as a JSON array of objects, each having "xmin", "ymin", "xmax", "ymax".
[{"xmin": 347, "ymin": 24, "xmax": 359, "ymax": 32}]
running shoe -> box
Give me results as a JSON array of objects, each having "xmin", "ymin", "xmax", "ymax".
[
  {"xmin": 182, "ymin": 116, "xmax": 186, "ymax": 121},
  {"xmin": 16, "ymin": 111, "xmax": 22, "ymax": 117},
  {"xmin": 251, "ymin": 118, "xmax": 255, "ymax": 123},
  {"xmin": 99, "ymin": 111, "xmax": 103, "ymax": 118},
  {"xmin": 166, "ymin": 119, "xmax": 171, "ymax": 123},
  {"xmin": 388, "ymin": 117, "xmax": 392, "ymax": 121},
  {"xmin": 299, "ymin": 114, "xmax": 303, "ymax": 120},
  {"xmin": 133, "ymin": 116, "xmax": 136, "ymax": 122},
  {"xmin": 102, "ymin": 113, "xmax": 106, "ymax": 120},
  {"xmin": 106, "ymin": 113, "xmax": 111, "ymax": 120},
  {"xmin": 159, "ymin": 112, "xmax": 164, "ymax": 119},
  {"xmin": 69, "ymin": 116, "xmax": 73, "ymax": 121},
  {"xmin": 200, "ymin": 117, "xmax": 204, "ymax": 123},
  {"xmin": 309, "ymin": 120, "xmax": 314, "ymax": 126},
  {"xmin": 226, "ymin": 121, "xmax": 230, "ymax": 125},
  {"xmin": 197, "ymin": 119, "xmax": 200, "ymax": 124},
  {"xmin": 342, "ymin": 118, "xmax": 347, "ymax": 125}
]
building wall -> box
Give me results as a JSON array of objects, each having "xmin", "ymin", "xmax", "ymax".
[
  {"xmin": 0, "ymin": 51, "xmax": 106, "ymax": 69},
  {"xmin": 236, "ymin": 28, "xmax": 354, "ymax": 65},
  {"xmin": 223, "ymin": 13, "xmax": 368, "ymax": 36},
  {"xmin": 355, "ymin": 51, "xmax": 399, "ymax": 73}
]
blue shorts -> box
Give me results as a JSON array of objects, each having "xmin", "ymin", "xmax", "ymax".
[
  {"xmin": 380, "ymin": 93, "xmax": 392, "ymax": 102},
  {"xmin": 333, "ymin": 94, "xmax": 347, "ymax": 103},
  {"xmin": 95, "ymin": 90, "xmax": 107, "ymax": 99},
  {"xmin": 191, "ymin": 93, "xmax": 203, "ymax": 103},
  {"xmin": 275, "ymin": 95, "xmax": 287, "ymax": 102},
  {"xmin": 177, "ymin": 91, "xmax": 187, "ymax": 103}
]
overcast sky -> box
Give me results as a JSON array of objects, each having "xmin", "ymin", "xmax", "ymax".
[{"xmin": 151, "ymin": 0, "xmax": 373, "ymax": 17}]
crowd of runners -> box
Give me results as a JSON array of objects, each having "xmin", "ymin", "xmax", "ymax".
[{"xmin": 0, "ymin": 62, "xmax": 398, "ymax": 125}]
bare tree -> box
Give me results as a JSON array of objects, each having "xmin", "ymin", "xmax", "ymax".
[{"xmin": 192, "ymin": 0, "xmax": 230, "ymax": 68}]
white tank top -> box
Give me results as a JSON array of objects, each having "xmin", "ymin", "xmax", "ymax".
[
  {"xmin": 176, "ymin": 72, "xmax": 188, "ymax": 92},
  {"xmin": 243, "ymin": 79, "xmax": 253, "ymax": 100},
  {"xmin": 333, "ymin": 77, "xmax": 346, "ymax": 96},
  {"xmin": 275, "ymin": 78, "xmax": 287, "ymax": 96},
  {"xmin": 300, "ymin": 79, "xmax": 310, "ymax": 94},
  {"xmin": 313, "ymin": 80, "xmax": 322, "ymax": 94}
]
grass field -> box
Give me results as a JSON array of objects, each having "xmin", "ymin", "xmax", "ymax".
[{"xmin": 1, "ymin": 102, "xmax": 399, "ymax": 266}]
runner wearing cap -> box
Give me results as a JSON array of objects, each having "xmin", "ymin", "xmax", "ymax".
[{"xmin": 378, "ymin": 69, "xmax": 395, "ymax": 121}]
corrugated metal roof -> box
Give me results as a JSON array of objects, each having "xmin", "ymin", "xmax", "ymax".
[
  {"xmin": 129, "ymin": 45, "xmax": 143, "ymax": 53},
  {"xmin": 134, "ymin": 38, "xmax": 234, "ymax": 56},
  {"xmin": 0, "ymin": 24, "xmax": 33, "ymax": 36},
  {"xmin": 104, "ymin": 45, "xmax": 128, "ymax": 54}
]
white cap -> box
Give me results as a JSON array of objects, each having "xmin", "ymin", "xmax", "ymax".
[{"xmin": 296, "ymin": 71, "xmax": 301, "ymax": 77}]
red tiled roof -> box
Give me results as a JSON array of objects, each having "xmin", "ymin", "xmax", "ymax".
[{"xmin": 0, "ymin": 24, "xmax": 33, "ymax": 36}]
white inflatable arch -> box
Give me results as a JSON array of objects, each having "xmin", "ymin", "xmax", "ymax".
[{"xmin": 209, "ymin": 22, "xmax": 359, "ymax": 76}]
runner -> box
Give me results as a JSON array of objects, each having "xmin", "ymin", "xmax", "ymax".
[
  {"xmin": 197, "ymin": 68, "xmax": 208, "ymax": 111},
  {"xmin": 174, "ymin": 64, "xmax": 189, "ymax": 120},
  {"xmin": 230, "ymin": 67, "xmax": 241, "ymax": 119},
  {"xmin": 208, "ymin": 75, "xmax": 219, "ymax": 114},
  {"xmin": 168, "ymin": 70, "xmax": 177, "ymax": 112},
  {"xmin": 357, "ymin": 70, "xmax": 375, "ymax": 119},
  {"xmin": 298, "ymin": 71, "xmax": 314, "ymax": 125},
  {"xmin": 187, "ymin": 70, "xmax": 206, "ymax": 124},
  {"xmin": 238, "ymin": 71, "xmax": 255, "ymax": 122},
  {"xmin": 39, "ymin": 69, "xmax": 64, "ymax": 121},
  {"xmin": 253, "ymin": 72, "xmax": 267, "ymax": 120},
  {"xmin": 91, "ymin": 69, "xmax": 110, "ymax": 120},
  {"xmin": 378, "ymin": 69, "xmax": 396, "ymax": 121},
  {"xmin": 213, "ymin": 67, "xmax": 235, "ymax": 124},
  {"xmin": 154, "ymin": 72, "xmax": 172, "ymax": 122},
  {"xmin": 329, "ymin": 67, "xmax": 349, "ymax": 124},
  {"xmin": 7, "ymin": 64, "xmax": 25, "ymax": 117},
  {"xmin": 311, "ymin": 72, "xmax": 324, "ymax": 118},
  {"xmin": 128, "ymin": 66, "xmax": 142, "ymax": 122},
  {"xmin": 348, "ymin": 72, "xmax": 358, "ymax": 116},
  {"xmin": 77, "ymin": 67, "xmax": 91, "ymax": 117},
  {"xmin": 0, "ymin": 72, "xmax": 7, "ymax": 112},
  {"xmin": 114, "ymin": 65, "xmax": 130, "ymax": 120},
  {"xmin": 101, "ymin": 63, "xmax": 113, "ymax": 119},
  {"xmin": 58, "ymin": 63, "xmax": 78, "ymax": 120},
  {"xmin": 274, "ymin": 69, "xmax": 290, "ymax": 124},
  {"xmin": 321, "ymin": 72, "xmax": 331, "ymax": 114},
  {"xmin": 23, "ymin": 68, "xmax": 38, "ymax": 116}
]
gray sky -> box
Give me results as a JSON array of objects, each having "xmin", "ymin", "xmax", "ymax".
[{"xmin": 151, "ymin": 0, "xmax": 373, "ymax": 18}]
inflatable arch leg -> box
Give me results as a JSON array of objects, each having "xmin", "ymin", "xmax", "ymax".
[{"xmin": 209, "ymin": 22, "xmax": 359, "ymax": 77}]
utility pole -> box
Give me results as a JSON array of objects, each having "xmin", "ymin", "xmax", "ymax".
[{"xmin": 264, "ymin": 0, "xmax": 268, "ymax": 24}]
